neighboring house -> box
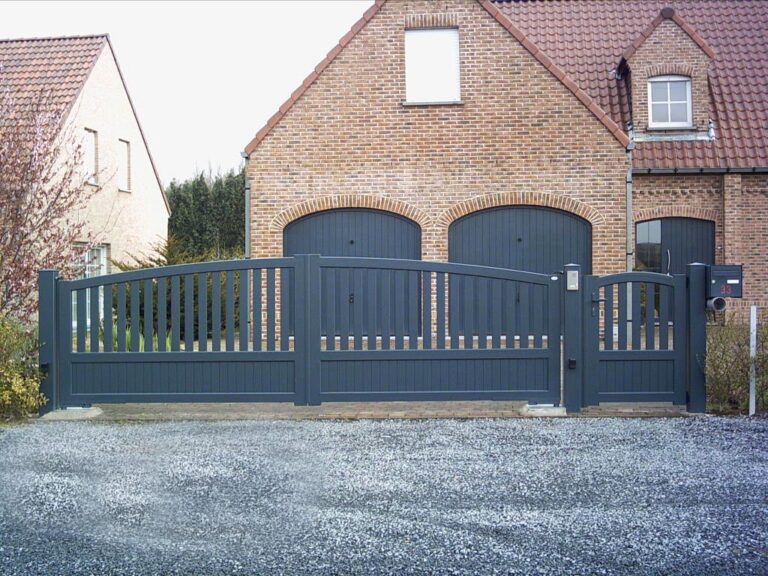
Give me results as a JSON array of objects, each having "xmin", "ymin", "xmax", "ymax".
[
  {"xmin": 0, "ymin": 34, "xmax": 169, "ymax": 277},
  {"xmin": 243, "ymin": 0, "xmax": 768, "ymax": 311}
]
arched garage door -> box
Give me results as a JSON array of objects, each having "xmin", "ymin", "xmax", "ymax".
[
  {"xmin": 449, "ymin": 206, "xmax": 592, "ymax": 274},
  {"xmin": 284, "ymin": 208, "xmax": 420, "ymax": 259},
  {"xmin": 284, "ymin": 209, "xmax": 421, "ymax": 336}
]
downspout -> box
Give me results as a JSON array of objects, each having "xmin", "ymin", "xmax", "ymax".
[
  {"xmin": 626, "ymin": 123, "xmax": 636, "ymax": 272},
  {"xmin": 241, "ymin": 152, "xmax": 251, "ymax": 259}
]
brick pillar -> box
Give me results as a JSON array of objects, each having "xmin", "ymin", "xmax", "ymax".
[{"xmin": 723, "ymin": 173, "xmax": 742, "ymax": 265}]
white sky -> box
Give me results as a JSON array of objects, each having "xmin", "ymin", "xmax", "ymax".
[{"xmin": 0, "ymin": 0, "xmax": 372, "ymax": 184}]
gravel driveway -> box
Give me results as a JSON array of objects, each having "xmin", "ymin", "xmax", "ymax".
[{"xmin": 1, "ymin": 417, "xmax": 766, "ymax": 575}]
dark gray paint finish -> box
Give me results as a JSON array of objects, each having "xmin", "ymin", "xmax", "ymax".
[
  {"xmin": 284, "ymin": 209, "xmax": 422, "ymax": 336},
  {"xmin": 662, "ymin": 218, "xmax": 715, "ymax": 275},
  {"xmin": 448, "ymin": 206, "xmax": 592, "ymax": 274}
]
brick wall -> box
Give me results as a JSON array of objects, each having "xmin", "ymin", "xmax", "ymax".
[
  {"xmin": 628, "ymin": 19, "xmax": 711, "ymax": 133},
  {"xmin": 246, "ymin": 0, "xmax": 628, "ymax": 275},
  {"xmin": 738, "ymin": 174, "xmax": 768, "ymax": 308}
]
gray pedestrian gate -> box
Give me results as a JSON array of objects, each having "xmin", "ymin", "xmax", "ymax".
[{"xmin": 38, "ymin": 257, "xmax": 708, "ymax": 414}]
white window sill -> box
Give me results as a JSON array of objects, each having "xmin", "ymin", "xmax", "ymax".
[
  {"xmin": 402, "ymin": 100, "xmax": 464, "ymax": 107},
  {"xmin": 647, "ymin": 124, "xmax": 694, "ymax": 131},
  {"xmin": 118, "ymin": 188, "xmax": 131, "ymax": 194}
]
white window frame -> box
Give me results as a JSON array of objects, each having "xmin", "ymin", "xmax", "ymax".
[
  {"xmin": 647, "ymin": 75, "xmax": 692, "ymax": 129},
  {"xmin": 118, "ymin": 139, "xmax": 131, "ymax": 192},
  {"xmin": 404, "ymin": 28, "xmax": 461, "ymax": 105}
]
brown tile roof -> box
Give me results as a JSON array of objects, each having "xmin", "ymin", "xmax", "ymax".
[
  {"xmin": 0, "ymin": 34, "xmax": 168, "ymax": 210},
  {"xmin": 244, "ymin": 0, "xmax": 630, "ymax": 156},
  {"xmin": 494, "ymin": 0, "xmax": 768, "ymax": 170},
  {"xmin": 0, "ymin": 34, "xmax": 107, "ymax": 115}
]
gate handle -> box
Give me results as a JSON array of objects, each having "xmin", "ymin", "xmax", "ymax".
[{"xmin": 666, "ymin": 249, "xmax": 671, "ymax": 274}]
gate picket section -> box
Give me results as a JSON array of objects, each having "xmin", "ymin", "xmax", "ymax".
[
  {"xmin": 582, "ymin": 272, "xmax": 687, "ymax": 406},
  {"xmin": 45, "ymin": 258, "xmax": 302, "ymax": 408},
  {"xmin": 314, "ymin": 257, "xmax": 561, "ymax": 404}
]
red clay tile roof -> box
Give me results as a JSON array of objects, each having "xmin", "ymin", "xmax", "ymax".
[
  {"xmin": 0, "ymin": 34, "xmax": 168, "ymax": 210},
  {"xmin": 0, "ymin": 34, "xmax": 107, "ymax": 115},
  {"xmin": 494, "ymin": 0, "xmax": 768, "ymax": 170},
  {"xmin": 244, "ymin": 0, "xmax": 630, "ymax": 156}
]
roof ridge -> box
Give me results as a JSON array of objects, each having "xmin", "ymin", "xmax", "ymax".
[
  {"xmin": 0, "ymin": 33, "xmax": 109, "ymax": 44},
  {"xmin": 622, "ymin": 7, "xmax": 716, "ymax": 62}
]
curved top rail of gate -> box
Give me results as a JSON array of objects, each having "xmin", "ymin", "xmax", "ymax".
[
  {"xmin": 63, "ymin": 257, "xmax": 294, "ymax": 290},
  {"xmin": 593, "ymin": 271, "xmax": 679, "ymax": 288}
]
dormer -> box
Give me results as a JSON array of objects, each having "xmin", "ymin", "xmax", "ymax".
[{"xmin": 621, "ymin": 7, "xmax": 714, "ymax": 139}]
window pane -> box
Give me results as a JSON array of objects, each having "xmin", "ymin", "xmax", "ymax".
[
  {"xmin": 669, "ymin": 81, "xmax": 688, "ymax": 101},
  {"xmin": 405, "ymin": 28, "xmax": 460, "ymax": 103},
  {"xmin": 118, "ymin": 140, "xmax": 130, "ymax": 190},
  {"xmin": 670, "ymin": 102, "xmax": 688, "ymax": 123},
  {"xmin": 650, "ymin": 81, "xmax": 667, "ymax": 103},
  {"xmin": 636, "ymin": 220, "xmax": 662, "ymax": 273},
  {"xmin": 636, "ymin": 221, "xmax": 648, "ymax": 245},
  {"xmin": 84, "ymin": 130, "xmax": 97, "ymax": 183},
  {"xmin": 651, "ymin": 103, "xmax": 669, "ymax": 123},
  {"xmin": 648, "ymin": 219, "xmax": 661, "ymax": 244}
]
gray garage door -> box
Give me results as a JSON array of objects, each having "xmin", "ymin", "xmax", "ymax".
[
  {"xmin": 284, "ymin": 209, "xmax": 421, "ymax": 336},
  {"xmin": 449, "ymin": 206, "xmax": 592, "ymax": 273}
]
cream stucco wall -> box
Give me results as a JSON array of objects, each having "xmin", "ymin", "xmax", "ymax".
[{"xmin": 66, "ymin": 44, "xmax": 168, "ymax": 269}]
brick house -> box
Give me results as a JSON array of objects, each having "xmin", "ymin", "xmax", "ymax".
[
  {"xmin": 0, "ymin": 35, "xmax": 169, "ymax": 277},
  {"xmin": 243, "ymin": 0, "xmax": 767, "ymax": 311}
]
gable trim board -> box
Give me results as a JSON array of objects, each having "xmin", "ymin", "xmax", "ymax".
[{"xmin": 242, "ymin": 0, "xmax": 630, "ymax": 156}]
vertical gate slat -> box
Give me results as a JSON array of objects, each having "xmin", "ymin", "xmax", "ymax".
[
  {"xmin": 366, "ymin": 269, "xmax": 377, "ymax": 350},
  {"xmin": 103, "ymin": 283, "xmax": 113, "ymax": 352},
  {"xmin": 632, "ymin": 282, "xmax": 641, "ymax": 351},
  {"xmin": 394, "ymin": 271, "xmax": 404, "ymax": 350},
  {"xmin": 463, "ymin": 275, "xmax": 474, "ymax": 349},
  {"xmin": 491, "ymin": 279, "xmax": 501, "ymax": 349},
  {"xmin": 279, "ymin": 269, "xmax": 291, "ymax": 352},
  {"xmin": 240, "ymin": 269, "xmax": 250, "ymax": 351},
  {"xmin": 645, "ymin": 283, "xmax": 655, "ymax": 350},
  {"xmin": 252, "ymin": 269, "xmax": 262, "ymax": 351},
  {"xmin": 266, "ymin": 268, "xmax": 275, "ymax": 351},
  {"xmin": 144, "ymin": 279, "xmax": 153, "ymax": 352},
  {"xmin": 198, "ymin": 273, "xmax": 207, "ymax": 352},
  {"xmin": 325, "ymin": 270, "xmax": 336, "ymax": 351},
  {"xmin": 659, "ymin": 284, "xmax": 669, "ymax": 350},
  {"xmin": 519, "ymin": 283, "xmax": 529, "ymax": 349},
  {"xmin": 617, "ymin": 282, "xmax": 627, "ymax": 350},
  {"xmin": 436, "ymin": 272, "xmax": 445, "ymax": 350},
  {"xmin": 505, "ymin": 282, "xmax": 516, "ymax": 349},
  {"xmin": 90, "ymin": 286, "xmax": 100, "ymax": 353},
  {"xmin": 226, "ymin": 271, "xmax": 235, "ymax": 351},
  {"xmin": 76, "ymin": 289, "xmax": 86, "ymax": 352},
  {"xmin": 408, "ymin": 270, "xmax": 418, "ymax": 350},
  {"xmin": 477, "ymin": 278, "xmax": 488, "ymax": 350},
  {"xmin": 422, "ymin": 271, "xmax": 432, "ymax": 350},
  {"xmin": 381, "ymin": 270, "xmax": 391, "ymax": 350},
  {"xmin": 211, "ymin": 273, "xmax": 221, "ymax": 351},
  {"xmin": 157, "ymin": 278, "xmax": 167, "ymax": 352},
  {"xmin": 117, "ymin": 284, "xmax": 127, "ymax": 352},
  {"xmin": 532, "ymin": 285, "xmax": 543, "ymax": 349},
  {"xmin": 604, "ymin": 284, "xmax": 614, "ymax": 350},
  {"xmin": 339, "ymin": 270, "xmax": 350, "ymax": 351},
  {"xmin": 172, "ymin": 276, "xmax": 181, "ymax": 351},
  {"xmin": 130, "ymin": 282, "xmax": 140, "ymax": 352},
  {"xmin": 448, "ymin": 273, "xmax": 459, "ymax": 350},
  {"xmin": 185, "ymin": 275, "xmax": 195, "ymax": 351},
  {"xmin": 354, "ymin": 269, "xmax": 364, "ymax": 351}
]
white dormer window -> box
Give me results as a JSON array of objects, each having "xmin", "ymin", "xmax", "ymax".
[
  {"xmin": 648, "ymin": 76, "xmax": 692, "ymax": 128},
  {"xmin": 405, "ymin": 28, "xmax": 461, "ymax": 104}
]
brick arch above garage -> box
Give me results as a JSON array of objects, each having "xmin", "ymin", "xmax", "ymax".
[
  {"xmin": 634, "ymin": 206, "xmax": 718, "ymax": 224},
  {"xmin": 435, "ymin": 192, "xmax": 605, "ymax": 235},
  {"xmin": 270, "ymin": 195, "xmax": 432, "ymax": 234}
]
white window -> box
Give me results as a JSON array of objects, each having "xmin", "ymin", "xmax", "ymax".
[
  {"xmin": 84, "ymin": 128, "xmax": 98, "ymax": 184},
  {"xmin": 648, "ymin": 76, "xmax": 692, "ymax": 128},
  {"xmin": 82, "ymin": 244, "xmax": 108, "ymax": 278},
  {"xmin": 118, "ymin": 139, "xmax": 130, "ymax": 191},
  {"xmin": 405, "ymin": 28, "xmax": 461, "ymax": 104}
]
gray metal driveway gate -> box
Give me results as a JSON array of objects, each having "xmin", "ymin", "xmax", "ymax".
[{"xmin": 38, "ymin": 258, "xmax": 707, "ymax": 413}]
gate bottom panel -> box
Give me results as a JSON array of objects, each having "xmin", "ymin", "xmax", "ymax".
[
  {"xmin": 64, "ymin": 352, "xmax": 297, "ymax": 405},
  {"xmin": 319, "ymin": 350, "xmax": 558, "ymax": 403},
  {"xmin": 593, "ymin": 355, "xmax": 677, "ymax": 403}
]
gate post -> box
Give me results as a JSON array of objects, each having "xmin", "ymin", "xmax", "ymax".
[
  {"xmin": 38, "ymin": 270, "xmax": 59, "ymax": 414},
  {"xmin": 294, "ymin": 254, "xmax": 322, "ymax": 406},
  {"xmin": 687, "ymin": 263, "xmax": 707, "ymax": 413},
  {"xmin": 563, "ymin": 264, "xmax": 583, "ymax": 413}
]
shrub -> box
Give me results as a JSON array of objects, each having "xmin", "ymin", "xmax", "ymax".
[
  {"xmin": 706, "ymin": 313, "xmax": 768, "ymax": 413},
  {"xmin": 0, "ymin": 316, "xmax": 45, "ymax": 418}
]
